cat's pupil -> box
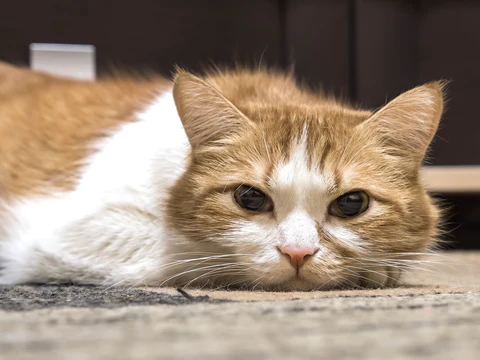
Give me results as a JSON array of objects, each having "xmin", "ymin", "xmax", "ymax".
[
  {"xmin": 234, "ymin": 185, "xmax": 266, "ymax": 211},
  {"xmin": 333, "ymin": 191, "xmax": 369, "ymax": 217}
]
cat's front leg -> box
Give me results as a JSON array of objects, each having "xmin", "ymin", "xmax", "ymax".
[
  {"xmin": 0, "ymin": 197, "xmax": 170, "ymax": 286},
  {"xmin": 359, "ymin": 265, "xmax": 402, "ymax": 288}
]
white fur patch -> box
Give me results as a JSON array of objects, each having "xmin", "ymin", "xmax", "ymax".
[
  {"xmin": 271, "ymin": 128, "xmax": 332, "ymax": 221},
  {"xmin": 278, "ymin": 209, "xmax": 319, "ymax": 248},
  {"xmin": 0, "ymin": 90, "xmax": 190, "ymax": 285},
  {"xmin": 323, "ymin": 220, "xmax": 363, "ymax": 251}
]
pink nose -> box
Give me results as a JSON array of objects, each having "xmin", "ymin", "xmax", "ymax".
[{"xmin": 279, "ymin": 246, "xmax": 318, "ymax": 270}]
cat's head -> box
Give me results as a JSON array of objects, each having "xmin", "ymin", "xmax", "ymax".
[{"xmin": 167, "ymin": 69, "xmax": 444, "ymax": 290}]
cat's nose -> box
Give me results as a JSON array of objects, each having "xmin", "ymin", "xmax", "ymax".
[{"xmin": 279, "ymin": 246, "xmax": 319, "ymax": 270}]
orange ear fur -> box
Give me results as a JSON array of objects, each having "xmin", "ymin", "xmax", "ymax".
[
  {"xmin": 173, "ymin": 71, "xmax": 251, "ymax": 150},
  {"xmin": 359, "ymin": 81, "xmax": 445, "ymax": 170}
]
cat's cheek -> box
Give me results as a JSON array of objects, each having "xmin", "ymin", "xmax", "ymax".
[
  {"xmin": 323, "ymin": 220, "xmax": 364, "ymax": 252},
  {"xmin": 222, "ymin": 218, "xmax": 283, "ymax": 259},
  {"xmin": 224, "ymin": 218, "xmax": 279, "ymax": 245}
]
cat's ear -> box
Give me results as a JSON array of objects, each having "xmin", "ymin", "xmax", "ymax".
[
  {"xmin": 173, "ymin": 70, "xmax": 250, "ymax": 149},
  {"xmin": 360, "ymin": 81, "xmax": 445, "ymax": 169}
]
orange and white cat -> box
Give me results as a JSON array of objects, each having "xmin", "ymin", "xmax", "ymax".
[{"xmin": 0, "ymin": 61, "xmax": 443, "ymax": 290}]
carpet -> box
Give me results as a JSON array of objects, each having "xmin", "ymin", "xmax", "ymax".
[{"xmin": 1, "ymin": 251, "xmax": 479, "ymax": 360}]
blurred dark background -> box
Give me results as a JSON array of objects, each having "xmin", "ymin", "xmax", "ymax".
[{"xmin": 1, "ymin": 0, "xmax": 479, "ymax": 249}]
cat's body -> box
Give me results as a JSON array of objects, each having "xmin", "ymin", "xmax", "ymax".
[{"xmin": 0, "ymin": 62, "xmax": 443, "ymax": 290}]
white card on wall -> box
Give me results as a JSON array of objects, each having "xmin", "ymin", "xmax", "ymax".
[{"xmin": 30, "ymin": 43, "xmax": 96, "ymax": 81}]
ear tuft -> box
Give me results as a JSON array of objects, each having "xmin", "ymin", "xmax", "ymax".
[
  {"xmin": 173, "ymin": 71, "xmax": 249, "ymax": 150},
  {"xmin": 360, "ymin": 81, "xmax": 446, "ymax": 170}
]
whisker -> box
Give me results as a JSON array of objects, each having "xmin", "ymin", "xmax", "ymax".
[
  {"xmin": 158, "ymin": 262, "xmax": 254, "ymax": 287},
  {"xmin": 106, "ymin": 253, "xmax": 254, "ymax": 290},
  {"xmin": 183, "ymin": 266, "xmax": 248, "ymax": 288}
]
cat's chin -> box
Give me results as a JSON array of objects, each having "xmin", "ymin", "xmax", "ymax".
[
  {"xmin": 229, "ymin": 272, "xmax": 346, "ymax": 292},
  {"xmin": 163, "ymin": 263, "xmax": 402, "ymax": 292},
  {"xmin": 240, "ymin": 266, "xmax": 402, "ymax": 291},
  {"xmin": 264, "ymin": 280, "xmax": 341, "ymax": 292}
]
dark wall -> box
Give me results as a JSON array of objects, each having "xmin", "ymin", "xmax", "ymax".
[
  {"xmin": 285, "ymin": 0, "xmax": 351, "ymax": 98},
  {"xmin": 419, "ymin": 1, "xmax": 480, "ymax": 166},
  {"xmin": 2, "ymin": 0, "xmax": 478, "ymax": 166},
  {"xmin": 437, "ymin": 194, "xmax": 480, "ymax": 250},
  {"xmin": 353, "ymin": 0, "xmax": 480, "ymax": 166},
  {"xmin": 0, "ymin": 0, "xmax": 283, "ymax": 75}
]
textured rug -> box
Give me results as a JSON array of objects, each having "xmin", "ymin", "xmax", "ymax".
[{"xmin": 1, "ymin": 251, "xmax": 479, "ymax": 360}]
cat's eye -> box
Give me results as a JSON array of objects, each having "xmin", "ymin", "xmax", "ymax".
[
  {"xmin": 234, "ymin": 185, "xmax": 273, "ymax": 212},
  {"xmin": 329, "ymin": 191, "xmax": 369, "ymax": 218}
]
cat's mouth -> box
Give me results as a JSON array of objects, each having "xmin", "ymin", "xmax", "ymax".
[
  {"xmin": 252, "ymin": 264, "xmax": 402, "ymax": 291},
  {"xmin": 273, "ymin": 264, "xmax": 402, "ymax": 291},
  {"xmin": 257, "ymin": 270, "xmax": 343, "ymax": 291},
  {"xmin": 265, "ymin": 277, "xmax": 338, "ymax": 291},
  {"xmin": 170, "ymin": 261, "xmax": 401, "ymax": 291}
]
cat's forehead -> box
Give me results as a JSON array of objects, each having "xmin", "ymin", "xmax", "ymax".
[
  {"xmin": 228, "ymin": 105, "xmax": 380, "ymax": 204},
  {"xmin": 243, "ymin": 105, "xmax": 371, "ymax": 169},
  {"xmin": 266, "ymin": 127, "xmax": 336, "ymax": 217},
  {"xmin": 202, "ymin": 103, "xmax": 381, "ymax": 203}
]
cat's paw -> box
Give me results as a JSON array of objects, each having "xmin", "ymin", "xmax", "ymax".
[{"xmin": 359, "ymin": 265, "xmax": 401, "ymax": 288}]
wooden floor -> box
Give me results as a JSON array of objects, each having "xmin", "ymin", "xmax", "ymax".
[{"xmin": 422, "ymin": 166, "xmax": 480, "ymax": 193}]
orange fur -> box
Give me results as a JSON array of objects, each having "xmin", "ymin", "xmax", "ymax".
[
  {"xmin": 0, "ymin": 62, "xmax": 168, "ymax": 199},
  {"xmin": 167, "ymin": 70, "xmax": 443, "ymax": 289}
]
